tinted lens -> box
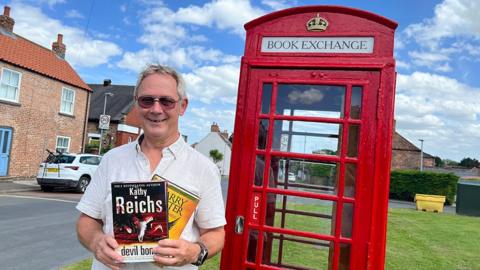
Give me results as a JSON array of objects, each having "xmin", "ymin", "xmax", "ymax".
[
  {"xmin": 137, "ymin": 96, "xmax": 178, "ymax": 109},
  {"xmin": 137, "ymin": 96, "xmax": 155, "ymax": 108},
  {"xmin": 159, "ymin": 97, "xmax": 176, "ymax": 109}
]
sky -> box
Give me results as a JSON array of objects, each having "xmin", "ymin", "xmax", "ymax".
[{"xmin": 1, "ymin": 0, "xmax": 479, "ymax": 162}]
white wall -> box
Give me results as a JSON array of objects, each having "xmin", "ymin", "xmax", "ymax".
[{"xmin": 194, "ymin": 133, "xmax": 231, "ymax": 176}]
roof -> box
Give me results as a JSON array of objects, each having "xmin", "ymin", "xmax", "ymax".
[
  {"xmin": 0, "ymin": 29, "xmax": 90, "ymax": 91},
  {"xmin": 88, "ymin": 84, "xmax": 135, "ymax": 122},
  {"xmin": 392, "ymin": 131, "xmax": 434, "ymax": 158}
]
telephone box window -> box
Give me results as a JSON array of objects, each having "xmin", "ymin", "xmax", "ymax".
[
  {"xmin": 247, "ymin": 229, "xmax": 261, "ymax": 263},
  {"xmin": 276, "ymin": 84, "xmax": 345, "ymax": 118},
  {"xmin": 261, "ymin": 83, "xmax": 273, "ymax": 114},
  {"xmin": 347, "ymin": 124, "xmax": 360, "ymax": 157},
  {"xmin": 350, "ymin": 86, "xmax": 363, "ymax": 119},
  {"xmin": 269, "ymin": 157, "xmax": 338, "ymax": 195},
  {"xmin": 273, "ymin": 120, "xmax": 340, "ymax": 155},
  {"xmin": 267, "ymin": 194, "xmax": 335, "ymax": 236},
  {"xmin": 341, "ymin": 203, "xmax": 354, "ymax": 238},
  {"xmin": 254, "ymin": 155, "xmax": 266, "ymax": 187},
  {"xmin": 339, "ymin": 243, "xmax": 351, "ymax": 270},
  {"xmin": 266, "ymin": 233, "xmax": 332, "ymax": 269},
  {"xmin": 344, "ymin": 163, "xmax": 357, "ymax": 198},
  {"xmin": 257, "ymin": 119, "xmax": 269, "ymax": 150}
]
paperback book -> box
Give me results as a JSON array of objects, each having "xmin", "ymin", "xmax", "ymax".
[
  {"xmin": 111, "ymin": 181, "xmax": 169, "ymax": 263},
  {"xmin": 152, "ymin": 174, "xmax": 200, "ymax": 239}
]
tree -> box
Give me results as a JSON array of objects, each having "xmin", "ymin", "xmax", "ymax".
[
  {"xmin": 459, "ymin": 157, "xmax": 480, "ymax": 168},
  {"xmin": 434, "ymin": 156, "xmax": 444, "ymax": 167},
  {"xmin": 209, "ymin": 149, "xmax": 224, "ymax": 164}
]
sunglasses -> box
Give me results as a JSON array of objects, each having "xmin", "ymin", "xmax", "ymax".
[{"xmin": 136, "ymin": 95, "xmax": 180, "ymax": 109}]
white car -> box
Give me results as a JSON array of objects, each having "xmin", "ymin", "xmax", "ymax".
[
  {"xmin": 37, "ymin": 153, "xmax": 101, "ymax": 193},
  {"xmin": 288, "ymin": 172, "xmax": 296, "ymax": 182}
]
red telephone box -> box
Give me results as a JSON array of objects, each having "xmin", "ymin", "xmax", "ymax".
[{"xmin": 221, "ymin": 6, "xmax": 397, "ymax": 270}]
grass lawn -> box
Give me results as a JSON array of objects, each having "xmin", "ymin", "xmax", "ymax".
[{"xmin": 62, "ymin": 208, "xmax": 480, "ymax": 270}]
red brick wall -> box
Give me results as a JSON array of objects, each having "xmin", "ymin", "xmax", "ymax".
[{"xmin": 0, "ymin": 62, "xmax": 89, "ymax": 177}]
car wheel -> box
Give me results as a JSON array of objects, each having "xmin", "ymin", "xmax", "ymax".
[
  {"xmin": 40, "ymin": 185, "xmax": 53, "ymax": 192},
  {"xmin": 76, "ymin": 176, "xmax": 90, "ymax": 193}
]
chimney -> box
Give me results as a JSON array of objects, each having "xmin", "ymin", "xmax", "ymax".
[
  {"xmin": 211, "ymin": 122, "xmax": 220, "ymax": 133},
  {"xmin": 221, "ymin": 129, "xmax": 229, "ymax": 139},
  {"xmin": 103, "ymin": 79, "xmax": 112, "ymax": 87},
  {"xmin": 52, "ymin": 34, "xmax": 66, "ymax": 59},
  {"xmin": 0, "ymin": 6, "xmax": 15, "ymax": 32}
]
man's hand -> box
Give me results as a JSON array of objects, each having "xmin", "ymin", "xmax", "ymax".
[
  {"xmin": 77, "ymin": 213, "xmax": 125, "ymax": 270},
  {"xmin": 91, "ymin": 234, "xmax": 125, "ymax": 270},
  {"xmin": 152, "ymin": 239, "xmax": 199, "ymax": 267}
]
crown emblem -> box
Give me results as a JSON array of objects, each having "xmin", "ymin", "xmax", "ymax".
[{"xmin": 306, "ymin": 13, "xmax": 328, "ymax": 32}]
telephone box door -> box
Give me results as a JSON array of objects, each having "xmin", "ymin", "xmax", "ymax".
[{"xmin": 223, "ymin": 68, "xmax": 380, "ymax": 270}]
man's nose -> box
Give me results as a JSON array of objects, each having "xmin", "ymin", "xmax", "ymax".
[{"xmin": 149, "ymin": 99, "xmax": 165, "ymax": 112}]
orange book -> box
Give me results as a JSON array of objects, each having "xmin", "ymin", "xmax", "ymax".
[{"xmin": 152, "ymin": 174, "xmax": 200, "ymax": 239}]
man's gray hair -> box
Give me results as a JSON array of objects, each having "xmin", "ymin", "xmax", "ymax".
[{"xmin": 134, "ymin": 64, "xmax": 187, "ymax": 100}]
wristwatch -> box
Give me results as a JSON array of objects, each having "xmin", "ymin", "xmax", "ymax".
[{"xmin": 192, "ymin": 241, "xmax": 208, "ymax": 266}]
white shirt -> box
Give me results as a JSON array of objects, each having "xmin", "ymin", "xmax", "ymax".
[{"xmin": 76, "ymin": 136, "xmax": 226, "ymax": 270}]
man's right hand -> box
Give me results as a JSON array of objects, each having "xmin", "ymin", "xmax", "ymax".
[
  {"xmin": 77, "ymin": 214, "xmax": 125, "ymax": 270},
  {"xmin": 91, "ymin": 234, "xmax": 125, "ymax": 270}
]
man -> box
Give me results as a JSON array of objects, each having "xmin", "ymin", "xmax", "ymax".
[{"xmin": 76, "ymin": 64, "xmax": 226, "ymax": 270}]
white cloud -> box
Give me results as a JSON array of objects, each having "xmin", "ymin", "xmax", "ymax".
[
  {"xmin": 395, "ymin": 71, "xmax": 480, "ymax": 160},
  {"xmin": 173, "ymin": 0, "xmax": 265, "ymax": 36},
  {"xmin": 401, "ymin": 0, "xmax": 480, "ymax": 71},
  {"xmin": 261, "ymin": 0, "xmax": 297, "ymax": 10},
  {"xmin": 180, "ymin": 107, "xmax": 235, "ymax": 143},
  {"xmin": 65, "ymin": 9, "xmax": 84, "ymax": 19},
  {"xmin": 9, "ymin": 3, "xmax": 122, "ymax": 67},
  {"xmin": 120, "ymin": 4, "xmax": 127, "ymax": 13},
  {"xmin": 183, "ymin": 64, "xmax": 240, "ymax": 104}
]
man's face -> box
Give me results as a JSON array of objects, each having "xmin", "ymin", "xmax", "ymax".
[{"xmin": 135, "ymin": 73, "xmax": 187, "ymax": 143}]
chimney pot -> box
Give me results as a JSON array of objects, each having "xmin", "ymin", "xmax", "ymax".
[
  {"xmin": 4, "ymin": 6, "xmax": 10, "ymax": 16},
  {"xmin": 103, "ymin": 79, "xmax": 112, "ymax": 87}
]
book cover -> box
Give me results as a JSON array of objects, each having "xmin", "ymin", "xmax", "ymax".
[
  {"xmin": 111, "ymin": 181, "xmax": 169, "ymax": 263},
  {"xmin": 152, "ymin": 174, "xmax": 200, "ymax": 239}
]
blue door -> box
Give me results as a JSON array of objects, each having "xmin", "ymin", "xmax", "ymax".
[{"xmin": 0, "ymin": 127, "xmax": 13, "ymax": 176}]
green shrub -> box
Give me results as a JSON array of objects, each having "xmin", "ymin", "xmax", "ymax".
[{"xmin": 389, "ymin": 170, "xmax": 459, "ymax": 205}]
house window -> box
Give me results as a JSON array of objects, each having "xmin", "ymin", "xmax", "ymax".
[
  {"xmin": 56, "ymin": 136, "xmax": 70, "ymax": 153},
  {"xmin": 60, "ymin": 87, "xmax": 75, "ymax": 115},
  {"xmin": 0, "ymin": 68, "xmax": 21, "ymax": 102}
]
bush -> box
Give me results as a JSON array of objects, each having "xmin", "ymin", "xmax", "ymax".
[{"xmin": 389, "ymin": 170, "xmax": 459, "ymax": 205}]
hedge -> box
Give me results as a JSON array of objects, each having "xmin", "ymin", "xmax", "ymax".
[{"xmin": 389, "ymin": 170, "xmax": 459, "ymax": 205}]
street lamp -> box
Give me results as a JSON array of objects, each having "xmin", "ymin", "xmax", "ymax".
[
  {"xmin": 419, "ymin": 139, "xmax": 424, "ymax": 172},
  {"xmin": 99, "ymin": 92, "xmax": 114, "ymax": 154}
]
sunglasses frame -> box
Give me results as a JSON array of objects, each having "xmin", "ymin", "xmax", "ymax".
[{"xmin": 136, "ymin": 95, "xmax": 180, "ymax": 110}]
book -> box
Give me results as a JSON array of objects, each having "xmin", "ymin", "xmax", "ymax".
[
  {"xmin": 152, "ymin": 174, "xmax": 200, "ymax": 239},
  {"xmin": 111, "ymin": 181, "xmax": 169, "ymax": 263}
]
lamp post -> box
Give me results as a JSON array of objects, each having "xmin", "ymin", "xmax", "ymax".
[
  {"xmin": 419, "ymin": 139, "xmax": 424, "ymax": 172},
  {"xmin": 99, "ymin": 92, "xmax": 114, "ymax": 155}
]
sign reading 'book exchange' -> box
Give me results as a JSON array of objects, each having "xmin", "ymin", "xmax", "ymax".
[{"xmin": 261, "ymin": 37, "xmax": 374, "ymax": 54}]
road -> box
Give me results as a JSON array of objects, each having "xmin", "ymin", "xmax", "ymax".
[{"xmin": 0, "ymin": 190, "xmax": 89, "ymax": 270}]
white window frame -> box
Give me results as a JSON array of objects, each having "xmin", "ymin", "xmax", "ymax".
[
  {"xmin": 0, "ymin": 68, "xmax": 22, "ymax": 103},
  {"xmin": 60, "ymin": 87, "xmax": 75, "ymax": 115},
  {"xmin": 56, "ymin": 136, "xmax": 71, "ymax": 153}
]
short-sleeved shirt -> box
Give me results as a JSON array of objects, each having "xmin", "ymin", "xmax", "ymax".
[{"xmin": 76, "ymin": 135, "xmax": 226, "ymax": 270}]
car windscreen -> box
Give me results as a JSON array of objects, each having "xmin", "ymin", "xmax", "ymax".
[{"xmin": 53, "ymin": 155, "xmax": 76, "ymax": 164}]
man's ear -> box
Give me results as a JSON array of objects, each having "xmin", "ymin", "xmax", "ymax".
[{"xmin": 179, "ymin": 99, "xmax": 188, "ymax": 116}]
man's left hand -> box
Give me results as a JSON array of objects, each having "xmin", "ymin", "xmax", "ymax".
[{"xmin": 152, "ymin": 239, "xmax": 199, "ymax": 267}]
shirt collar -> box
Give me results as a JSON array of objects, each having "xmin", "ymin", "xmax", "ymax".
[{"xmin": 135, "ymin": 134, "xmax": 186, "ymax": 159}]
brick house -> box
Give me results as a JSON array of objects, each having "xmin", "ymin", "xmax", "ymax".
[
  {"xmin": 86, "ymin": 82, "xmax": 140, "ymax": 152},
  {"xmin": 391, "ymin": 131, "xmax": 435, "ymax": 170},
  {"xmin": 0, "ymin": 6, "xmax": 91, "ymax": 177}
]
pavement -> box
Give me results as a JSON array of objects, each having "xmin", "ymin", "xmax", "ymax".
[{"xmin": 0, "ymin": 178, "xmax": 40, "ymax": 194}]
